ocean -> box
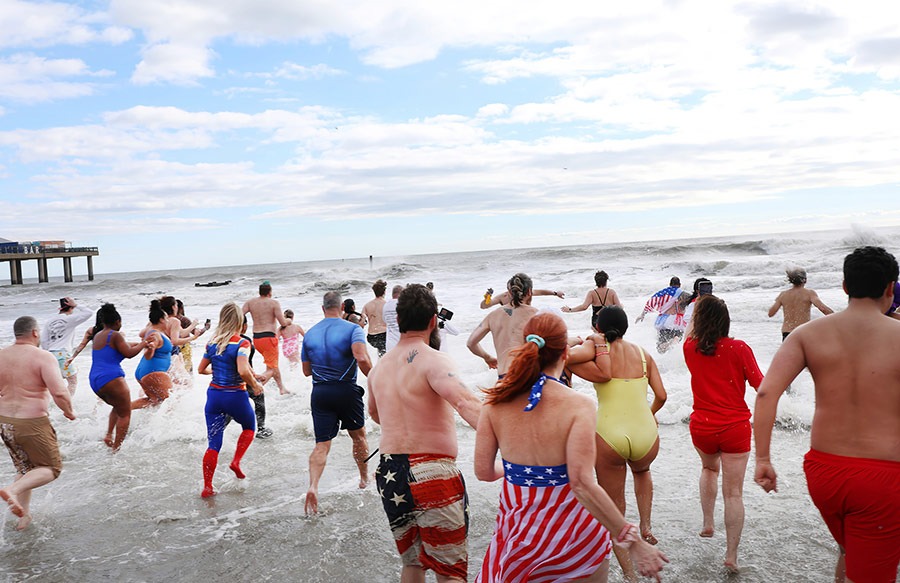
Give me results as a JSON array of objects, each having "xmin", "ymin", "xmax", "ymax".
[{"xmin": 0, "ymin": 225, "xmax": 895, "ymax": 582}]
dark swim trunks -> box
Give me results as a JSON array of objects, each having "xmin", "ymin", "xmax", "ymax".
[
  {"xmin": 310, "ymin": 381, "xmax": 365, "ymax": 442},
  {"xmin": 376, "ymin": 453, "xmax": 468, "ymax": 580},
  {"xmin": 782, "ymin": 332, "xmax": 790, "ymax": 341},
  {"xmin": 367, "ymin": 332, "xmax": 387, "ymax": 356}
]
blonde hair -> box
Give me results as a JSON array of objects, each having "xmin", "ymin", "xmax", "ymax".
[{"xmin": 210, "ymin": 302, "xmax": 243, "ymax": 355}]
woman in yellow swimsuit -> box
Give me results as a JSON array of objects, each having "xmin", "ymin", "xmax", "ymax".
[{"xmin": 568, "ymin": 305, "xmax": 667, "ymax": 583}]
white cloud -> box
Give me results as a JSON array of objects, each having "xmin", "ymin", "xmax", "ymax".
[
  {"xmin": 0, "ymin": 0, "xmax": 132, "ymax": 48},
  {"xmin": 0, "ymin": 53, "xmax": 110, "ymax": 102}
]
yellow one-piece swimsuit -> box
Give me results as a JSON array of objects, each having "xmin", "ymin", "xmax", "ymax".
[{"xmin": 593, "ymin": 347, "xmax": 658, "ymax": 461}]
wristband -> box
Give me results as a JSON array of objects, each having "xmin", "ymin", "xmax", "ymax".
[{"xmin": 614, "ymin": 523, "xmax": 640, "ymax": 549}]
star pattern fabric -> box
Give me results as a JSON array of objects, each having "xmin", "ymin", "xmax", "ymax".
[
  {"xmin": 502, "ymin": 459, "xmax": 568, "ymax": 487},
  {"xmin": 523, "ymin": 373, "xmax": 562, "ymax": 412}
]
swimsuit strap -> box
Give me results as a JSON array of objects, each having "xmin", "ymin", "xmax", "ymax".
[
  {"xmin": 105, "ymin": 330, "xmax": 114, "ymax": 347},
  {"xmin": 639, "ymin": 346, "xmax": 647, "ymax": 377},
  {"xmin": 524, "ymin": 373, "xmax": 562, "ymax": 412},
  {"xmin": 593, "ymin": 288, "xmax": 602, "ymax": 304},
  {"xmin": 601, "ymin": 288, "xmax": 610, "ymax": 306}
]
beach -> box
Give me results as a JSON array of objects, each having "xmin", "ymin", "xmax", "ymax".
[{"xmin": 0, "ymin": 225, "xmax": 895, "ymax": 582}]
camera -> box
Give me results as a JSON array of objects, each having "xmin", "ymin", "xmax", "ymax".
[{"xmin": 437, "ymin": 307, "xmax": 453, "ymax": 328}]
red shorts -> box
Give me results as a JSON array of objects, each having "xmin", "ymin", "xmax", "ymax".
[
  {"xmin": 253, "ymin": 336, "xmax": 279, "ymax": 369},
  {"xmin": 804, "ymin": 449, "xmax": 900, "ymax": 583},
  {"xmin": 689, "ymin": 420, "xmax": 750, "ymax": 455}
]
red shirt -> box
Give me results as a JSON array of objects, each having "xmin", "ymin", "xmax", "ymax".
[{"xmin": 683, "ymin": 337, "xmax": 764, "ymax": 428}]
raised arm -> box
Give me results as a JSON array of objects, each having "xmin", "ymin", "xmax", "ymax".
[
  {"xmin": 112, "ymin": 331, "xmax": 148, "ymax": 359},
  {"xmin": 480, "ymin": 290, "xmax": 509, "ymax": 309},
  {"xmin": 534, "ymin": 289, "xmax": 564, "ymax": 300}
]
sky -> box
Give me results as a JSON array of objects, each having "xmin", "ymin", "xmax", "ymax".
[{"xmin": 1, "ymin": 0, "xmax": 899, "ymax": 275}]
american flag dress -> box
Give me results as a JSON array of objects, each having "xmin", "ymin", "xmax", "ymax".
[{"xmin": 476, "ymin": 460, "xmax": 611, "ymax": 582}]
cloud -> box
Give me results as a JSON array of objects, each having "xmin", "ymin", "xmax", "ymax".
[
  {"xmin": 0, "ymin": 0, "xmax": 132, "ymax": 48},
  {"xmin": 0, "ymin": 53, "xmax": 112, "ymax": 102}
]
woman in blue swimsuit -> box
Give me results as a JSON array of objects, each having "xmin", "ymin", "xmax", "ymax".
[
  {"xmin": 197, "ymin": 302, "xmax": 264, "ymax": 497},
  {"xmin": 132, "ymin": 300, "xmax": 174, "ymax": 410},
  {"xmin": 87, "ymin": 304, "xmax": 147, "ymax": 449}
]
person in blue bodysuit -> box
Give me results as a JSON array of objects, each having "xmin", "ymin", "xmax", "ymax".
[
  {"xmin": 132, "ymin": 300, "xmax": 174, "ymax": 410},
  {"xmin": 197, "ymin": 302, "xmax": 264, "ymax": 498},
  {"xmin": 87, "ymin": 304, "xmax": 147, "ymax": 449}
]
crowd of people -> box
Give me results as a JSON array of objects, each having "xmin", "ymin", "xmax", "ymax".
[{"xmin": 0, "ymin": 246, "xmax": 898, "ymax": 582}]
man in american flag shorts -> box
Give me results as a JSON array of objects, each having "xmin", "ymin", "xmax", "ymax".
[{"xmin": 367, "ymin": 284, "xmax": 482, "ymax": 582}]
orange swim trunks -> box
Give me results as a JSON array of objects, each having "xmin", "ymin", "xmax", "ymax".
[{"xmin": 253, "ymin": 333, "xmax": 280, "ymax": 369}]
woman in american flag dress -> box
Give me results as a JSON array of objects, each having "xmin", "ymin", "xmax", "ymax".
[{"xmin": 474, "ymin": 312, "xmax": 668, "ymax": 582}]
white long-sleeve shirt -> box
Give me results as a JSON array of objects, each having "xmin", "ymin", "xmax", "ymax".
[{"xmin": 41, "ymin": 305, "xmax": 93, "ymax": 351}]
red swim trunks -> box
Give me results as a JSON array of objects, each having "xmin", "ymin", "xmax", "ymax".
[
  {"xmin": 253, "ymin": 335, "xmax": 279, "ymax": 369},
  {"xmin": 689, "ymin": 420, "xmax": 750, "ymax": 455},
  {"xmin": 804, "ymin": 448, "xmax": 900, "ymax": 583}
]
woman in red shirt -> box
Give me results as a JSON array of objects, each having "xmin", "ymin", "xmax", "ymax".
[{"xmin": 683, "ymin": 295, "xmax": 764, "ymax": 573}]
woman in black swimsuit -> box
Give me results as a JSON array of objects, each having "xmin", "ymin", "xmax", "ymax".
[{"xmin": 563, "ymin": 270, "xmax": 623, "ymax": 319}]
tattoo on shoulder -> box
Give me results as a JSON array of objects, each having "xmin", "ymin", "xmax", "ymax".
[
  {"xmin": 407, "ymin": 349, "xmax": 418, "ymax": 364},
  {"xmin": 504, "ymin": 308, "xmax": 513, "ymax": 316}
]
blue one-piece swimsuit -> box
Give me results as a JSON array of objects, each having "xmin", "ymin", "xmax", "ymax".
[
  {"xmin": 89, "ymin": 331, "xmax": 125, "ymax": 393},
  {"xmin": 135, "ymin": 330, "xmax": 172, "ymax": 381}
]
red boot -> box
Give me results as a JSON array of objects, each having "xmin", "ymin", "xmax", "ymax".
[
  {"xmin": 230, "ymin": 430, "xmax": 254, "ymax": 479},
  {"xmin": 202, "ymin": 449, "xmax": 219, "ymax": 497}
]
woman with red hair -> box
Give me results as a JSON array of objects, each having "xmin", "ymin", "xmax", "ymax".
[{"xmin": 474, "ymin": 312, "xmax": 667, "ymax": 582}]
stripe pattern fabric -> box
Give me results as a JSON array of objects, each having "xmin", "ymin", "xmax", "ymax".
[{"xmin": 476, "ymin": 460, "xmax": 611, "ymax": 582}]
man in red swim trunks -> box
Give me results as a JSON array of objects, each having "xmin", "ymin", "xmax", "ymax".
[
  {"xmin": 242, "ymin": 281, "xmax": 289, "ymax": 394},
  {"xmin": 754, "ymin": 246, "xmax": 900, "ymax": 583}
]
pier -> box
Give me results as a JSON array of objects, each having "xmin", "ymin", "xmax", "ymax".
[{"xmin": 0, "ymin": 244, "xmax": 99, "ymax": 285}]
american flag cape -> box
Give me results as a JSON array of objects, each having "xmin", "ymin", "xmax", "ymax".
[
  {"xmin": 476, "ymin": 461, "xmax": 611, "ymax": 583},
  {"xmin": 643, "ymin": 285, "xmax": 681, "ymax": 314}
]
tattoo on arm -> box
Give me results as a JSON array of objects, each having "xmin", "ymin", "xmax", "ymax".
[{"xmin": 407, "ymin": 349, "xmax": 418, "ymax": 363}]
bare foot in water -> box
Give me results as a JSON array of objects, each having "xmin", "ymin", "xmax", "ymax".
[
  {"xmin": 230, "ymin": 461, "xmax": 246, "ymax": 480},
  {"xmin": 16, "ymin": 514, "xmax": 32, "ymax": 530},
  {"xmin": 0, "ymin": 489, "xmax": 24, "ymax": 517},
  {"xmin": 724, "ymin": 559, "xmax": 739, "ymax": 573},
  {"xmin": 304, "ymin": 489, "xmax": 318, "ymax": 515},
  {"xmin": 359, "ymin": 477, "xmax": 368, "ymax": 489},
  {"xmin": 103, "ymin": 434, "xmax": 114, "ymax": 448},
  {"xmin": 641, "ymin": 528, "xmax": 658, "ymax": 545},
  {"xmin": 699, "ymin": 527, "xmax": 714, "ymax": 538}
]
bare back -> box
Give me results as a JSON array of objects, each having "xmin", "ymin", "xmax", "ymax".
[
  {"xmin": 242, "ymin": 296, "xmax": 284, "ymax": 334},
  {"xmin": 368, "ymin": 337, "xmax": 479, "ymax": 457},
  {"xmin": 362, "ymin": 297, "xmax": 387, "ymax": 334},
  {"xmin": 486, "ymin": 304, "xmax": 539, "ymax": 374},
  {"xmin": 770, "ymin": 286, "xmax": 831, "ymax": 333},
  {"xmin": 0, "ymin": 344, "xmax": 69, "ymax": 418},
  {"xmin": 787, "ymin": 306, "xmax": 900, "ymax": 461},
  {"xmin": 484, "ymin": 384, "xmax": 594, "ymax": 466}
]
